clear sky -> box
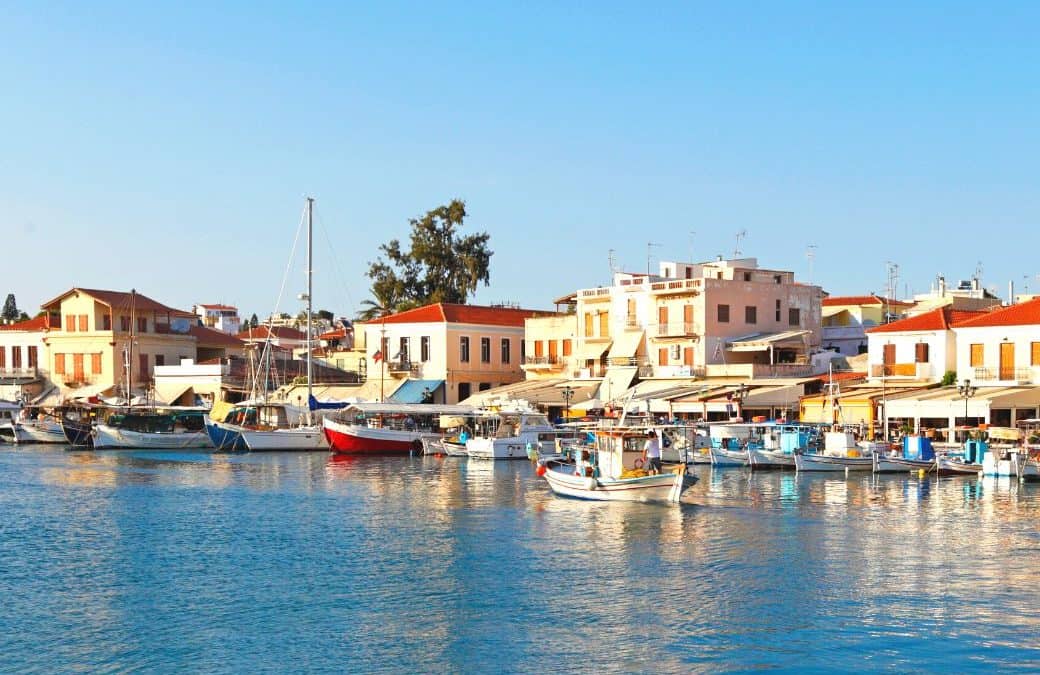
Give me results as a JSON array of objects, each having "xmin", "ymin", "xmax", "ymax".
[{"xmin": 3, "ymin": 2, "xmax": 1038, "ymax": 321}]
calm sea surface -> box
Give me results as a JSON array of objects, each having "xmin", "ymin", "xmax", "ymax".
[{"xmin": 3, "ymin": 446, "xmax": 1040, "ymax": 673}]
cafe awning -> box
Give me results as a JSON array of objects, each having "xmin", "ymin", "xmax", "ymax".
[
  {"xmin": 727, "ymin": 330, "xmax": 809, "ymax": 352},
  {"xmin": 608, "ymin": 330, "xmax": 644, "ymax": 360}
]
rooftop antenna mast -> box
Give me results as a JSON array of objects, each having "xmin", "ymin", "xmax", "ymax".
[
  {"xmin": 647, "ymin": 241, "xmax": 661, "ymax": 276},
  {"xmin": 734, "ymin": 229, "xmax": 747, "ymax": 258},
  {"xmin": 689, "ymin": 231, "xmax": 696, "ymax": 263},
  {"xmin": 607, "ymin": 248, "xmax": 618, "ymax": 279},
  {"xmin": 806, "ymin": 244, "xmax": 818, "ymax": 285},
  {"xmin": 884, "ymin": 261, "xmax": 899, "ymax": 324}
]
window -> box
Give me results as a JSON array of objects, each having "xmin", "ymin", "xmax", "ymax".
[
  {"xmin": 399, "ymin": 337, "xmax": 409, "ymax": 363},
  {"xmin": 478, "ymin": 382, "xmax": 491, "ymax": 391},
  {"xmin": 1032, "ymin": 342, "xmax": 1040, "ymax": 366},
  {"xmin": 548, "ymin": 340, "xmax": 558, "ymax": 362},
  {"xmin": 775, "ymin": 299, "xmax": 781, "ymax": 322},
  {"xmin": 501, "ymin": 338, "xmax": 511, "ymax": 364},
  {"xmin": 78, "ymin": 315, "xmax": 88, "ymax": 332},
  {"xmin": 10, "ymin": 348, "xmax": 21, "ymax": 369},
  {"xmin": 65, "ymin": 314, "xmax": 75, "ymax": 332},
  {"xmin": 970, "ymin": 343, "xmax": 984, "ymax": 367},
  {"xmin": 458, "ymin": 382, "xmax": 471, "ymax": 401},
  {"xmin": 0, "ymin": 347, "xmax": 5, "ymax": 368},
  {"xmin": 460, "ymin": 336, "xmax": 470, "ymax": 363},
  {"xmin": 883, "ymin": 344, "xmax": 896, "ymax": 365},
  {"xmin": 914, "ymin": 343, "xmax": 929, "ymax": 363},
  {"xmin": 28, "ymin": 346, "xmax": 37, "ymax": 368},
  {"xmin": 155, "ymin": 354, "xmax": 165, "ymax": 367},
  {"xmin": 91, "ymin": 353, "xmax": 102, "ymax": 374},
  {"xmin": 480, "ymin": 337, "xmax": 491, "ymax": 363},
  {"xmin": 658, "ymin": 348, "xmax": 668, "ymax": 366},
  {"xmin": 788, "ymin": 308, "xmax": 800, "ymax": 326},
  {"xmin": 717, "ymin": 304, "xmax": 730, "ymax": 323},
  {"xmin": 137, "ymin": 317, "xmax": 147, "ymax": 333},
  {"xmin": 120, "ymin": 316, "xmax": 130, "ymax": 332},
  {"xmin": 103, "ymin": 314, "xmax": 112, "ymax": 331},
  {"xmin": 743, "ymin": 272, "xmax": 752, "ymax": 282},
  {"xmin": 534, "ymin": 340, "xmax": 544, "ymax": 358},
  {"xmin": 669, "ymin": 344, "xmax": 681, "ymax": 360},
  {"xmin": 70, "ymin": 353, "xmax": 81, "ymax": 379},
  {"xmin": 520, "ymin": 339, "xmax": 526, "ymax": 361},
  {"xmin": 421, "ymin": 336, "xmax": 430, "ymax": 362},
  {"xmin": 745, "ymin": 306, "xmax": 757, "ymax": 324},
  {"xmin": 774, "ymin": 275, "xmax": 782, "ymax": 284},
  {"xmin": 598, "ymin": 312, "xmax": 609, "ymax": 337},
  {"xmin": 584, "ymin": 312, "xmax": 593, "ymax": 337},
  {"xmin": 54, "ymin": 353, "xmax": 65, "ymax": 375},
  {"xmin": 683, "ymin": 346, "xmax": 694, "ymax": 366},
  {"xmin": 562, "ymin": 339, "xmax": 572, "ymax": 356},
  {"xmin": 138, "ymin": 354, "xmax": 148, "ymax": 381}
]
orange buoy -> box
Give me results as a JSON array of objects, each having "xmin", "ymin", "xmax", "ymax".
[{"xmin": 535, "ymin": 464, "xmax": 547, "ymax": 477}]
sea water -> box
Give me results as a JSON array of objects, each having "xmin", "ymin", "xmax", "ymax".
[{"xmin": 2, "ymin": 447, "xmax": 1040, "ymax": 672}]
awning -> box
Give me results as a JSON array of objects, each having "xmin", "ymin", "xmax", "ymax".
[
  {"xmin": 822, "ymin": 306, "xmax": 848, "ymax": 319},
  {"xmin": 576, "ymin": 341, "xmax": 611, "ymax": 361},
  {"xmin": 727, "ymin": 330, "xmax": 809, "ymax": 352},
  {"xmin": 66, "ymin": 383, "xmax": 115, "ymax": 401},
  {"xmin": 153, "ymin": 382, "xmax": 194, "ymax": 405},
  {"xmin": 388, "ymin": 379, "xmax": 445, "ymax": 404},
  {"xmin": 597, "ymin": 366, "xmax": 637, "ymax": 402},
  {"xmin": 608, "ymin": 330, "xmax": 644, "ymax": 360}
]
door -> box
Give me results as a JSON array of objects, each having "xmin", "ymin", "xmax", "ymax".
[
  {"xmin": 683, "ymin": 304, "xmax": 694, "ymax": 334},
  {"xmin": 658, "ymin": 306, "xmax": 668, "ymax": 334},
  {"xmin": 72, "ymin": 353, "xmax": 84, "ymax": 383},
  {"xmin": 1000, "ymin": 342, "xmax": 1015, "ymax": 381},
  {"xmin": 683, "ymin": 346, "xmax": 694, "ymax": 367},
  {"xmin": 882, "ymin": 344, "xmax": 895, "ymax": 376}
]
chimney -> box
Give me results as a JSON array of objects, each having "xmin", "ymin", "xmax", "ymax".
[
  {"xmin": 1009, "ymin": 280, "xmax": 1015, "ymax": 304},
  {"xmin": 937, "ymin": 275, "xmax": 946, "ymax": 296}
]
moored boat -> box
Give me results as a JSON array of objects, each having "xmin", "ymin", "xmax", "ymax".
[
  {"xmin": 540, "ymin": 427, "xmax": 697, "ymax": 503},
  {"xmin": 92, "ymin": 409, "xmax": 213, "ymax": 450},
  {"xmin": 323, "ymin": 402, "xmax": 472, "ymax": 454},
  {"xmin": 466, "ymin": 407, "xmax": 575, "ymax": 460},
  {"xmin": 872, "ymin": 436, "xmax": 936, "ymax": 473},
  {"xmin": 795, "ymin": 431, "xmax": 874, "ymax": 472},
  {"xmin": 9, "ymin": 408, "xmax": 66, "ymax": 444}
]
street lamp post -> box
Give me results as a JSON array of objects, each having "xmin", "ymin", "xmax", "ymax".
[
  {"xmin": 562, "ymin": 386, "xmax": 574, "ymax": 423},
  {"xmin": 958, "ymin": 378, "xmax": 977, "ymax": 430}
]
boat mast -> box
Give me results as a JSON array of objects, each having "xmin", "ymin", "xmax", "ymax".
[
  {"xmin": 127, "ymin": 288, "xmax": 136, "ymax": 409},
  {"xmin": 306, "ymin": 196, "xmax": 314, "ymax": 424}
]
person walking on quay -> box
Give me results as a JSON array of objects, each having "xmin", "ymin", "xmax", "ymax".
[{"xmin": 643, "ymin": 429, "xmax": 662, "ymax": 475}]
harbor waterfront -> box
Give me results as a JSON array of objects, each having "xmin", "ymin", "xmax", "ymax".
[{"xmin": 3, "ymin": 447, "xmax": 1040, "ymax": 671}]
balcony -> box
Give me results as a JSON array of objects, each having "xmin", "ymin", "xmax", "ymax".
[
  {"xmin": 648, "ymin": 279, "xmax": 702, "ymax": 296},
  {"xmin": 387, "ymin": 360, "xmax": 420, "ymax": 376},
  {"xmin": 522, "ymin": 356, "xmax": 565, "ymax": 371},
  {"xmin": 0, "ymin": 367, "xmax": 40, "ymax": 383},
  {"xmin": 706, "ymin": 363, "xmax": 815, "ymax": 379},
  {"xmin": 972, "ymin": 367, "xmax": 1035, "ymax": 385},
  {"xmin": 871, "ymin": 363, "xmax": 935, "ymax": 379},
  {"xmin": 579, "ymin": 288, "xmax": 611, "ymax": 302},
  {"xmin": 649, "ymin": 322, "xmax": 700, "ymax": 339}
]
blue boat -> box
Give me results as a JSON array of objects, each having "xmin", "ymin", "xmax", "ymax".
[{"xmin": 204, "ymin": 416, "xmax": 249, "ymax": 452}]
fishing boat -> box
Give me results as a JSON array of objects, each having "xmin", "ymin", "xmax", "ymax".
[
  {"xmin": 707, "ymin": 423, "xmax": 752, "ymax": 467},
  {"xmin": 0, "ymin": 400, "xmax": 20, "ymax": 442},
  {"xmin": 7, "ymin": 407, "xmax": 66, "ymax": 444},
  {"xmin": 980, "ymin": 427, "xmax": 1023, "ymax": 478},
  {"xmin": 748, "ymin": 424, "xmax": 818, "ymax": 469},
  {"xmin": 93, "ymin": 409, "xmax": 213, "ymax": 450},
  {"xmin": 936, "ymin": 437, "xmax": 985, "ymax": 476},
  {"xmin": 872, "ymin": 435, "xmax": 937, "ymax": 473},
  {"xmin": 1016, "ymin": 420, "xmax": 1040, "ymax": 481},
  {"xmin": 422, "ymin": 413, "xmax": 474, "ymax": 456},
  {"xmin": 466, "ymin": 406, "xmax": 573, "ymax": 460},
  {"xmin": 794, "ymin": 431, "xmax": 874, "ymax": 472},
  {"xmin": 58, "ymin": 404, "xmax": 99, "ymax": 447},
  {"xmin": 539, "ymin": 427, "xmax": 697, "ymax": 503},
  {"xmin": 323, "ymin": 402, "xmax": 473, "ymax": 454}
]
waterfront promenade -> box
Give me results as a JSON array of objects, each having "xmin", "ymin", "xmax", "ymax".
[{"xmin": 3, "ymin": 447, "xmax": 1040, "ymax": 672}]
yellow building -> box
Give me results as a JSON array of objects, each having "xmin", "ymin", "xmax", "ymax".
[{"xmin": 40, "ymin": 288, "xmax": 197, "ymax": 397}]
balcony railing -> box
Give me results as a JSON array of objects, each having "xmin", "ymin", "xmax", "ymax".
[
  {"xmin": 649, "ymin": 279, "xmax": 702, "ymax": 295},
  {"xmin": 387, "ymin": 360, "xmax": 420, "ymax": 375},
  {"xmin": 650, "ymin": 322, "xmax": 699, "ymax": 338},
  {"xmin": 523, "ymin": 356, "xmax": 564, "ymax": 369},
  {"xmin": 0, "ymin": 367, "xmax": 39, "ymax": 381},
  {"xmin": 973, "ymin": 366, "xmax": 1034, "ymax": 383}
]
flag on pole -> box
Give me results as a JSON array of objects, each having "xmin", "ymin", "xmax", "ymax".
[{"xmin": 372, "ymin": 350, "xmax": 382, "ymax": 363}]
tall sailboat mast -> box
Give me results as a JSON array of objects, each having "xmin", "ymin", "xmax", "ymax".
[{"xmin": 306, "ymin": 197, "xmax": 314, "ymax": 422}]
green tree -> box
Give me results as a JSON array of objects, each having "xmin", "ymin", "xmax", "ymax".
[
  {"xmin": 249, "ymin": 313, "xmax": 259, "ymax": 329},
  {"xmin": 317, "ymin": 309, "xmax": 334, "ymax": 322},
  {"xmin": 2, "ymin": 294, "xmax": 18, "ymax": 322},
  {"xmin": 365, "ymin": 199, "xmax": 492, "ymax": 313}
]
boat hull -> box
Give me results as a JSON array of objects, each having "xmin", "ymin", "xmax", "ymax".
[
  {"xmin": 748, "ymin": 448, "xmax": 795, "ymax": 469},
  {"xmin": 795, "ymin": 453, "xmax": 874, "ymax": 472},
  {"xmin": 323, "ymin": 418, "xmax": 437, "ymax": 454},
  {"xmin": 1019, "ymin": 458, "xmax": 1040, "ymax": 481},
  {"xmin": 239, "ymin": 427, "xmax": 327, "ymax": 451},
  {"xmin": 543, "ymin": 464, "xmax": 696, "ymax": 503},
  {"xmin": 12, "ymin": 420, "xmax": 67, "ymax": 444},
  {"xmin": 709, "ymin": 446, "xmax": 749, "ymax": 467},
  {"xmin": 93, "ymin": 424, "xmax": 214, "ymax": 450},
  {"xmin": 466, "ymin": 437, "xmax": 539, "ymax": 460},
  {"xmin": 936, "ymin": 457, "xmax": 982, "ymax": 476},
  {"xmin": 872, "ymin": 455, "xmax": 936, "ymax": 473},
  {"xmin": 60, "ymin": 418, "xmax": 94, "ymax": 448},
  {"xmin": 205, "ymin": 419, "xmax": 249, "ymax": 452}
]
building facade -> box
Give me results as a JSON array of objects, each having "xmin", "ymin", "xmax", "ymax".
[{"xmin": 194, "ymin": 303, "xmax": 242, "ymax": 335}]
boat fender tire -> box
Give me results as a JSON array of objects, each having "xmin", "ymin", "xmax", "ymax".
[{"xmin": 634, "ymin": 458, "xmax": 644, "ymax": 469}]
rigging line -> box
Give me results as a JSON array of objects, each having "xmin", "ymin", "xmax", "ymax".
[{"xmin": 314, "ymin": 207, "xmax": 356, "ymax": 314}]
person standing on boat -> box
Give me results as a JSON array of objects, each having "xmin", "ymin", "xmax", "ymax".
[{"xmin": 643, "ymin": 429, "xmax": 662, "ymax": 475}]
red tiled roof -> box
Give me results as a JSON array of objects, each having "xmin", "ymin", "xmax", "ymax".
[
  {"xmin": 815, "ymin": 371, "xmax": 868, "ymax": 384},
  {"xmin": 369, "ymin": 303, "xmax": 554, "ymax": 327},
  {"xmin": 40, "ymin": 288, "xmax": 193, "ymax": 317},
  {"xmin": 197, "ymin": 303, "xmax": 238, "ymax": 311},
  {"xmin": 953, "ymin": 297, "xmax": 1040, "ymax": 328},
  {"xmin": 188, "ymin": 324, "xmax": 245, "ymax": 347},
  {"xmin": 318, "ymin": 327, "xmax": 350, "ymax": 340},
  {"xmin": 822, "ymin": 294, "xmax": 911, "ymax": 307},
  {"xmin": 866, "ymin": 307, "xmax": 986, "ymax": 333},
  {"xmin": 0, "ymin": 315, "xmax": 49, "ymax": 331},
  {"xmin": 236, "ymin": 325, "xmax": 307, "ymax": 340}
]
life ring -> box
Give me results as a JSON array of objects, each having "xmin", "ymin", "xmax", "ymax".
[{"xmin": 634, "ymin": 458, "xmax": 645, "ymax": 469}]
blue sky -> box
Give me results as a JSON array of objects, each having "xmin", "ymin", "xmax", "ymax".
[{"xmin": 3, "ymin": 2, "xmax": 1038, "ymax": 321}]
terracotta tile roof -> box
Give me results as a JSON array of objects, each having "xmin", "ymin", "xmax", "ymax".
[
  {"xmin": 318, "ymin": 327, "xmax": 350, "ymax": 340},
  {"xmin": 236, "ymin": 325, "xmax": 307, "ymax": 340},
  {"xmin": 822, "ymin": 294, "xmax": 911, "ymax": 307},
  {"xmin": 197, "ymin": 303, "xmax": 238, "ymax": 311},
  {"xmin": 953, "ymin": 297, "xmax": 1040, "ymax": 328},
  {"xmin": 0, "ymin": 315, "xmax": 49, "ymax": 331},
  {"xmin": 368, "ymin": 303, "xmax": 555, "ymax": 327},
  {"xmin": 866, "ymin": 307, "xmax": 987, "ymax": 333},
  {"xmin": 188, "ymin": 324, "xmax": 245, "ymax": 347},
  {"xmin": 815, "ymin": 371, "xmax": 868, "ymax": 384},
  {"xmin": 40, "ymin": 288, "xmax": 193, "ymax": 317}
]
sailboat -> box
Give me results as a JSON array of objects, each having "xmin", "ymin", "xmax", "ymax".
[{"xmin": 205, "ymin": 198, "xmax": 329, "ymax": 451}]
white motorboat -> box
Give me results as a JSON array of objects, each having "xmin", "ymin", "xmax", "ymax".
[
  {"xmin": 709, "ymin": 445, "xmax": 749, "ymax": 467},
  {"xmin": 872, "ymin": 436, "xmax": 936, "ymax": 473},
  {"xmin": 466, "ymin": 407, "xmax": 567, "ymax": 460},
  {"xmin": 540, "ymin": 428, "xmax": 697, "ymax": 503},
  {"xmin": 795, "ymin": 431, "xmax": 874, "ymax": 472},
  {"xmin": 9, "ymin": 411, "xmax": 66, "ymax": 444}
]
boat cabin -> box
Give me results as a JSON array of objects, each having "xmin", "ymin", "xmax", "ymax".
[{"xmin": 591, "ymin": 429, "xmax": 655, "ymax": 480}]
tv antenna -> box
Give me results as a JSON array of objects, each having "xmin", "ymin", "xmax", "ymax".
[
  {"xmin": 734, "ymin": 229, "xmax": 747, "ymax": 258},
  {"xmin": 647, "ymin": 241, "xmax": 661, "ymax": 276},
  {"xmin": 806, "ymin": 244, "xmax": 818, "ymax": 285},
  {"xmin": 607, "ymin": 249, "xmax": 618, "ymax": 276}
]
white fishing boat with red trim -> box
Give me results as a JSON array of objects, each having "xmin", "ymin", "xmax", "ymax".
[
  {"xmin": 323, "ymin": 402, "xmax": 474, "ymax": 454},
  {"xmin": 539, "ymin": 428, "xmax": 696, "ymax": 504}
]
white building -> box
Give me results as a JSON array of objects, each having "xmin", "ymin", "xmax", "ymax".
[{"xmin": 194, "ymin": 303, "xmax": 241, "ymax": 335}]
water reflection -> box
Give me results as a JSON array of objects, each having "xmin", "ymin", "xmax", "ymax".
[{"xmin": 5, "ymin": 447, "xmax": 1040, "ymax": 671}]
